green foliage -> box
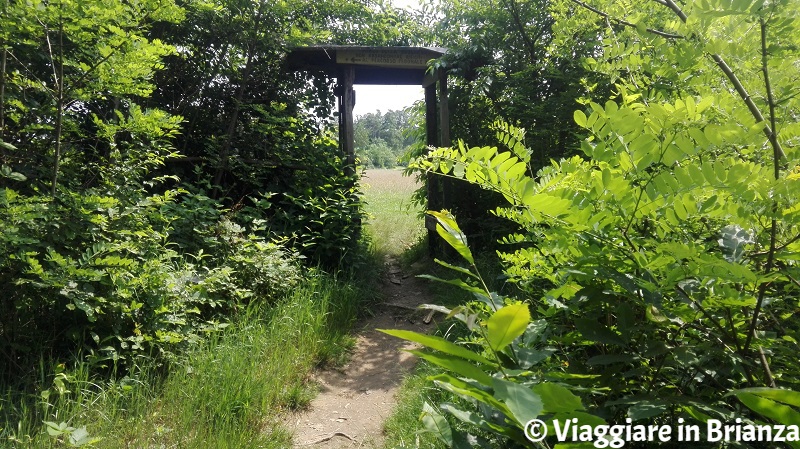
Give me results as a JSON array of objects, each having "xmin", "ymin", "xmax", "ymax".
[
  {"xmin": 240, "ymin": 165, "xmax": 365, "ymax": 268},
  {"xmin": 2, "ymin": 270, "xmax": 364, "ymax": 447},
  {"xmin": 401, "ymin": 0, "xmax": 800, "ymax": 445},
  {"xmin": 407, "ymin": 0, "xmax": 606, "ymax": 252},
  {"xmin": 383, "ymin": 211, "xmax": 597, "ymax": 446},
  {"xmin": 1, "ymin": 0, "xmax": 375, "ymax": 384},
  {"xmin": 0, "ymin": 183, "xmax": 304, "ymax": 377},
  {"xmin": 0, "ymin": 0, "xmax": 183, "ymax": 193}
]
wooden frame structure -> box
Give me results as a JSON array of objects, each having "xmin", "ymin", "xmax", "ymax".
[{"xmin": 286, "ymin": 46, "xmax": 451, "ymax": 250}]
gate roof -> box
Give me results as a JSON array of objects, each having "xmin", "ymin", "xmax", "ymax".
[{"xmin": 286, "ymin": 46, "xmax": 446, "ymax": 85}]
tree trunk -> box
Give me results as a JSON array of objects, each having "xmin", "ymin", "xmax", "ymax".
[{"xmin": 0, "ymin": 0, "xmax": 7, "ymax": 140}]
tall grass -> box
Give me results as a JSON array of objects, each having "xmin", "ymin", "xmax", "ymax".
[
  {"xmin": 362, "ymin": 168, "xmax": 425, "ymax": 257},
  {"xmin": 382, "ymin": 361, "xmax": 448, "ymax": 449},
  {"xmin": 1, "ymin": 271, "xmax": 361, "ymax": 448}
]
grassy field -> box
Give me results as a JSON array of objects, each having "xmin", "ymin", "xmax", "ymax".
[{"xmin": 361, "ymin": 168, "xmax": 425, "ymax": 257}]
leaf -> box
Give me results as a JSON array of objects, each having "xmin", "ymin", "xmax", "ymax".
[
  {"xmin": 516, "ymin": 348, "xmax": 554, "ymax": 368},
  {"xmin": 733, "ymin": 392, "xmax": 800, "ymax": 425},
  {"xmin": 421, "ymin": 402, "xmax": 453, "ymax": 446},
  {"xmin": 416, "ymin": 274, "xmax": 486, "ymax": 295},
  {"xmin": 486, "ymin": 303, "xmax": 531, "ymax": 352},
  {"xmin": 69, "ymin": 426, "xmax": 100, "ymax": 446},
  {"xmin": 533, "ymin": 383, "xmax": 585, "ymax": 413},
  {"xmin": 378, "ymin": 329, "xmax": 495, "ymax": 365},
  {"xmin": 729, "ymin": 388, "xmax": 800, "ymax": 408},
  {"xmin": 44, "ymin": 421, "xmax": 69, "ymax": 436},
  {"xmin": 646, "ymin": 305, "xmax": 668, "ymax": 323},
  {"xmin": 492, "ymin": 378, "xmax": 543, "ymax": 426},
  {"xmin": 434, "ymin": 258, "xmax": 480, "ymax": 279},
  {"xmin": 574, "ymin": 110, "xmax": 588, "ymax": 128},
  {"xmin": 717, "ymin": 224, "xmax": 754, "ymax": 263},
  {"xmin": 628, "ymin": 401, "xmax": 668, "ymax": 420},
  {"xmin": 428, "ymin": 210, "xmax": 475, "ymax": 264},
  {"xmin": 432, "ymin": 374, "xmax": 509, "ymax": 412},
  {"xmin": 407, "ymin": 349, "xmax": 494, "ymax": 386}
]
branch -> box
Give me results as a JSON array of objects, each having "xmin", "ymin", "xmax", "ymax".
[
  {"xmin": 743, "ymin": 16, "xmax": 781, "ymax": 356},
  {"xmin": 759, "ymin": 346, "xmax": 776, "ymax": 388},
  {"xmin": 749, "ymin": 231, "xmax": 800, "ymax": 257},
  {"xmin": 661, "ymin": 0, "xmax": 786, "ymax": 161},
  {"xmin": 675, "ymin": 284, "xmax": 739, "ymax": 352},
  {"xmin": 499, "ymin": 0, "xmax": 541, "ymax": 65},
  {"xmin": 568, "ymin": 0, "xmax": 685, "ymax": 39}
]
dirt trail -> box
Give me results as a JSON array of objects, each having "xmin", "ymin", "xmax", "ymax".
[{"xmin": 287, "ymin": 257, "xmax": 434, "ymax": 448}]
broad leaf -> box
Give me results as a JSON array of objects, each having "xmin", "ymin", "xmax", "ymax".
[
  {"xmin": 492, "ymin": 378, "xmax": 543, "ymax": 426},
  {"xmin": 428, "ymin": 210, "xmax": 475, "ymax": 264},
  {"xmin": 729, "ymin": 388, "xmax": 800, "ymax": 408},
  {"xmin": 378, "ymin": 329, "xmax": 495, "ymax": 365},
  {"xmin": 422, "ymin": 402, "xmax": 453, "ymax": 446},
  {"xmin": 432, "ymin": 374, "xmax": 510, "ymax": 413},
  {"xmin": 734, "ymin": 392, "xmax": 800, "ymax": 425},
  {"xmin": 407, "ymin": 349, "xmax": 494, "ymax": 386},
  {"xmin": 486, "ymin": 303, "xmax": 531, "ymax": 352},
  {"xmin": 533, "ymin": 383, "xmax": 585, "ymax": 413}
]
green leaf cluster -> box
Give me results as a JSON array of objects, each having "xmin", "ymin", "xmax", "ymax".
[
  {"xmin": 382, "ymin": 212, "xmax": 597, "ymax": 446},
  {"xmin": 403, "ymin": 0, "xmax": 800, "ymax": 445}
]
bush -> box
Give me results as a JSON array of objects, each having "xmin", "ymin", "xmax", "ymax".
[
  {"xmin": 397, "ymin": 0, "xmax": 800, "ymax": 443},
  {"xmin": 0, "ymin": 185, "xmax": 305, "ymax": 380}
]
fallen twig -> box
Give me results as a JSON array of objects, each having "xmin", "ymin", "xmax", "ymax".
[{"xmin": 301, "ymin": 431, "xmax": 355, "ymax": 445}]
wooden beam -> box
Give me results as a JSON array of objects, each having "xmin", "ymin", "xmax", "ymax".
[
  {"xmin": 422, "ymin": 71, "xmax": 437, "ymax": 88},
  {"xmin": 438, "ymin": 70, "xmax": 453, "ymax": 214}
]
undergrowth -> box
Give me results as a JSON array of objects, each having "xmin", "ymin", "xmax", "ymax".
[{"xmin": 1, "ymin": 270, "xmax": 366, "ymax": 448}]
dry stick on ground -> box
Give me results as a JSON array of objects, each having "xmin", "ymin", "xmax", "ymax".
[{"xmin": 301, "ymin": 431, "xmax": 356, "ymax": 445}]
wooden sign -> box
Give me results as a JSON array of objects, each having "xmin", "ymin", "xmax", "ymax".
[{"xmin": 336, "ymin": 49, "xmax": 431, "ymax": 69}]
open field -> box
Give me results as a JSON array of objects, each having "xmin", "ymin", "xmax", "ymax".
[{"xmin": 361, "ymin": 168, "xmax": 425, "ymax": 256}]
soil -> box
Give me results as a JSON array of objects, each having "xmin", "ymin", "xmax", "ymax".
[{"xmin": 287, "ymin": 257, "xmax": 436, "ymax": 448}]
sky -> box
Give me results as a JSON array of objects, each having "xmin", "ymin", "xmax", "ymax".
[
  {"xmin": 352, "ymin": 85, "xmax": 424, "ymax": 117},
  {"xmin": 350, "ymin": 0, "xmax": 425, "ymax": 117}
]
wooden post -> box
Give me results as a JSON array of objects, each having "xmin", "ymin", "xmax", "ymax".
[
  {"xmin": 336, "ymin": 66, "xmax": 361, "ymax": 237},
  {"xmin": 437, "ymin": 70, "xmax": 453, "ymax": 216},
  {"xmin": 339, "ymin": 66, "xmax": 356, "ymax": 177},
  {"xmin": 424, "ymin": 76, "xmax": 440, "ymax": 254},
  {"xmin": 438, "ymin": 70, "xmax": 450, "ymax": 148}
]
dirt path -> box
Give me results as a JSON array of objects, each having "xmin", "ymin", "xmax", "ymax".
[{"xmin": 287, "ymin": 257, "xmax": 434, "ymax": 448}]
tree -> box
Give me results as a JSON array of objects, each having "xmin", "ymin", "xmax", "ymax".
[
  {"xmin": 0, "ymin": 0, "xmax": 183, "ymax": 195},
  {"xmin": 404, "ymin": 0, "xmax": 800, "ymax": 444},
  {"xmin": 413, "ymin": 0, "xmax": 607, "ymax": 250},
  {"xmin": 354, "ymin": 109, "xmax": 416, "ymax": 168}
]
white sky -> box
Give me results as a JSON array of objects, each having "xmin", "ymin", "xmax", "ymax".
[
  {"xmin": 352, "ymin": 85, "xmax": 424, "ymax": 117},
  {"xmin": 350, "ymin": 0, "xmax": 425, "ymax": 117}
]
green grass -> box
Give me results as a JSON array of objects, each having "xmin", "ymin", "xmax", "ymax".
[
  {"xmin": 382, "ymin": 361, "xmax": 449, "ymax": 449},
  {"xmin": 362, "ymin": 168, "xmax": 425, "ymax": 257},
  {"xmin": 1, "ymin": 271, "xmax": 362, "ymax": 448}
]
